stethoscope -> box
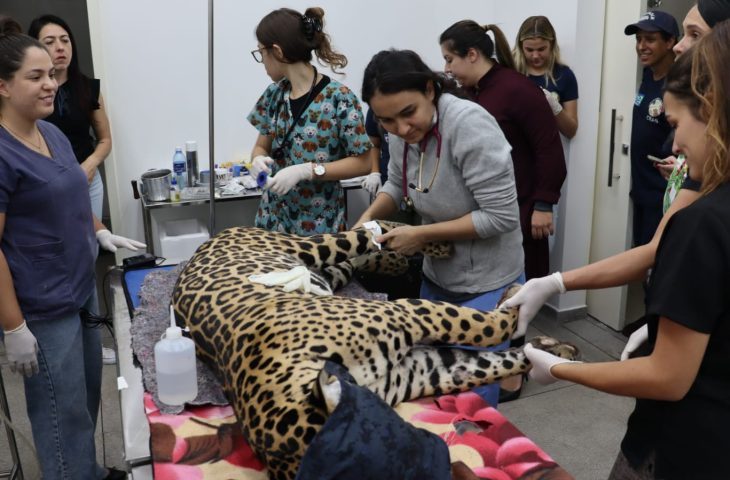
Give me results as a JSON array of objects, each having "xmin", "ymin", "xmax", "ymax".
[{"xmin": 401, "ymin": 113, "xmax": 442, "ymax": 212}]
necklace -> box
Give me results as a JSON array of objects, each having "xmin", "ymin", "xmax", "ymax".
[{"xmin": 0, "ymin": 121, "xmax": 44, "ymax": 152}]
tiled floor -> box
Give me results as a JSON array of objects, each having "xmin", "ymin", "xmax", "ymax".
[{"xmin": 0, "ymin": 260, "xmax": 634, "ymax": 479}]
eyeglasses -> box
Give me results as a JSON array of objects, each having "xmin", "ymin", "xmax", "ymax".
[{"xmin": 251, "ymin": 47, "xmax": 269, "ymax": 63}]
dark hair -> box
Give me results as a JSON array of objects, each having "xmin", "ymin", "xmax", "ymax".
[
  {"xmin": 439, "ymin": 20, "xmax": 515, "ymax": 70},
  {"xmin": 0, "ymin": 25, "xmax": 46, "ymax": 86},
  {"xmin": 361, "ymin": 49, "xmax": 465, "ymax": 105},
  {"xmin": 0, "ymin": 16, "xmax": 23, "ymax": 35},
  {"xmin": 28, "ymin": 14, "xmax": 93, "ymax": 116},
  {"xmin": 665, "ymin": 50, "xmax": 701, "ymax": 120},
  {"xmin": 256, "ymin": 7, "xmax": 348, "ymax": 73}
]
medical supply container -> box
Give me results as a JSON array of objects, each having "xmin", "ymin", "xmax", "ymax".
[{"xmin": 154, "ymin": 306, "xmax": 197, "ymax": 405}]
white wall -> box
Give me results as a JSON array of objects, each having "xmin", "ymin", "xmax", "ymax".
[{"xmin": 89, "ymin": 0, "xmax": 603, "ymax": 315}]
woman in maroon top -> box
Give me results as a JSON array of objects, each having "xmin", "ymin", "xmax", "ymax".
[{"xmin": 439, "ymin": 20, "xmax": 566, "ymax": 400}]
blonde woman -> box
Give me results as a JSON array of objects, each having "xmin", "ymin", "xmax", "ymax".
[{"xmin": 514, "ymin": 16, "xmax": 578, "ymax": 138}]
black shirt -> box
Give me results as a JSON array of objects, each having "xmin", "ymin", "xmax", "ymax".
[
  {"xmin": 621, "ymin": 182, "xmax": 730, "ymax": 479},
  {"xmin": 44, "ymin": 78, "xmax": 101, "ymax": 164}
]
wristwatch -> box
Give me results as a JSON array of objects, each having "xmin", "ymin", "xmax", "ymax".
[{"xmin": 313, "ymin": 163, "xmax": 326, "ymax": 178}]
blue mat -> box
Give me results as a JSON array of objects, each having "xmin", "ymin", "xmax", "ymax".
[{"xmin": 122, "ymin": 265, "xmax": 176, "ymax": 313}]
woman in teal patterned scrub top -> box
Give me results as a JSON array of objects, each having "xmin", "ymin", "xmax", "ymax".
[{"xmin": 247, "ymin": 7, "xmax": 372, "ymax": 235}]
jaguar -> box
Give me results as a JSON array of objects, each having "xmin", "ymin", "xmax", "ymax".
[{"xmin": 172, "ymin": 221, "xmax": 578, "ymax": 479}]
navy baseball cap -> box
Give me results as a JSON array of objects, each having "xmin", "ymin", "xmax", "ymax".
[{"xmin": 624, "ymin": 10, "xmax": 680, "ymax": 38}]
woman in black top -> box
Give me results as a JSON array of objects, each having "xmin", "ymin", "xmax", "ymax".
[
  {"xmin": 524, "ymin": 22, "xmax": 730, "ymax": 479},
  {"xmin": 28, "ymin": 14, "xmax": 111, "ymax": 221}
]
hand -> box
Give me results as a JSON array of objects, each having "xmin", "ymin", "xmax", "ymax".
[
  {"xmin": 3, "ymin": 320, "xmax": 39, "ymax": 377},
  {"xmin": 524, "ymin": 343, "xmax": 580, "ymax": 384},
  {"xmin": 500, "ymin": 272, "xmax": 566, "ymax": 337},
  {"xmin": 249, "ymin": 155, "xmax": 274, "ymax": 179},
  {"xmin": 620, "ymin": 324, "xmax": 649, "ymax": 361},
  {"xmin": 531, "ymin": 210, "xmax": 554, "ymax": 239},
  {"xmin": 542, "ymin": 88, "xmax": 563, "ymax": 115},
  {"xmin": 361, "ymin": 172, "xmax": 382, "ymax": 195},
  {"xmin": 80, "ymin": 162, "xmax": 97, "ymax": 183},
  {"xmin": 376, "ymin": 225, "xmax": 424, "ymax": 256},
  {"xmin": 654, "ymin": 157, "xmax": 677, "ymax": 180},
  {"xmin": 267, "ymin": 163, "xmax": 313, "ymax": 196},
  {"xmin": 96, "ymin": 229, "xmax": 147, "ymax": 253}
]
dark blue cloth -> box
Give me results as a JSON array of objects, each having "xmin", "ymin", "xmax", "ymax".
[
  {"xmin": 0, "ymin": 121, "xmax": 96, "ymax": 321},
  {"xmin": 365, "ymin": 109, "xmax": 389, "ymax": 183},
  {"xmin": 527, "ymin": 64, "xmax": 579, "ymax": 103},
  {"xmin": 630, "ymin": 68, "xmax": 672, "ymax": 208},
  {"xmin": 296, "ymin": 361, "xmax": 451, "ymax": 480}
]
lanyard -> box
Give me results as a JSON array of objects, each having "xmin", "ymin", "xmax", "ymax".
[
  {"xmin": 401, "ymin": 118, "xmax": 442, "ymax": 211},
  {"xmin": 271, "ymin": 66, "xmax": 318, "ymax": 159}
]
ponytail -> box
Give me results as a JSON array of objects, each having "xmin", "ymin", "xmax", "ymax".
[
  {"xmin": 256, "ymin": 7, "xmax": 348, "ymax": 74},
  {"xmin": 440, "ymin": 20, "xmax": 515, "ymax": 69},
  {"xmin": 483, "ymin": 24, "xmax": 515, "ymax": 70}
]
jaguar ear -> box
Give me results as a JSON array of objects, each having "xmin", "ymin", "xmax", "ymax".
[{"xmin": 316, "ymin": 368, "xmax": 342, "ymax": 415}]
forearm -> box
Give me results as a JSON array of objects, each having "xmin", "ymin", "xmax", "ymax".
[
  {"xmin": 316, "ymin": 153, "xmax": 371, "ymax": 181},
  {"xmin": 416, "ymin": 214, "xmax": 477, "ymax": 243},
  {"xmin": 356, "ymin": 192, "xmax": 398, "ymax": 225},
  {"xmin": 251, "ymin": 133, "xmax": 273, "ymax": 159},
  {"xmin": 93, "ymin": 215, "xmax": 106, "ymax": 232},
  {"xmin": 82, "ymin": 138, "xmax": 111, "ymax": 170},
  {"xmin": 552, "ymin": 317, "xmax": 705, "ymax": 401},
  {"xmin": 555, "ymin": 110, "xmax": 577, "ymax": 139},
  {"xmin": 556, "ymin": 100, "xmax": 578, "ymax": 139},
  {"xmin": 561, "ymin": 243, "xmax": 653, "ymax": 290},
  {"xmin": 562, "ymin": 188, "xmax": 699, "ymax": 291},
  {"xmin": 367, "ymin": 147, "xmax": 380, "ymax": 173},
  {"xmin": 251, "ymin": 145, "xmax": 269, "ymax": 158},
  {"xmin": 0, "ymin": 252, "xmax": 24, "ymax": 331},
  {"xmin": 552, "ymin": 357, "xmax": 681, "ymax": 400}
]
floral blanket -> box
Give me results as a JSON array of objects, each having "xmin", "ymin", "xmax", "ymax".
[{"xmin": 145, "ymin": 391, "xmax": 572, "ymax": 479}]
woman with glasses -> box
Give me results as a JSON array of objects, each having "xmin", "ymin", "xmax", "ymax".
[
  {"xmin": 439, "ymin": 20, "xmax": 567, "ymax": 402},
  {"xmin": 354, "ymin": 49, "xmax": 524, "ymax": 408},
  {"xmin": 247, "ymin": 7, "xmax": 371, "ymax": 235}
]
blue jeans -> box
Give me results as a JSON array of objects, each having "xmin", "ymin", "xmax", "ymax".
[
  {"xmin": 23, "ymin": 293, "xmax": 107, "ymax": 479},
  {"xmin": 420, "ymin": 273, "xmax": 525, "ymax": 408},
  {"xmin": 89, "ymin": 169, "xmax": 105, "ymax": 220}
]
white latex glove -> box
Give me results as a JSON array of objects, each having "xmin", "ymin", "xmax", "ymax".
[
  {"xmin": 500, "ymin": 272, "xmax": 566, "ymax": 338},
  {"xmin": 267, "ymin": 163, "xmax": 313, "ymax": 196},
  {"xmin": 542, "ymin": 88, "xmax": 563, "ymax": 115},
  {"xmin": 248, "ymin": 266, "xmax": 332, "ymax": 296},
  {"xmin": 96, "ymin": 229, "xmax": 147, "ymax": 253},
  {"xmin": 249, "ymin": 155, "xmax": 274, "ymax": 179},
  {"xmin": 3, "ymin": 321, "xmax": 39, "ymax": 377},
  {"xmin": 620, "ymin": 324, "xmax": 649, "ymax": 361},
  {"xmin": 524, "ymin": 343, "xmax": 580, "ymax": 385},
  {"xmin": 361, "ymin": 172, "xmax": 382, "ymax": 195}
]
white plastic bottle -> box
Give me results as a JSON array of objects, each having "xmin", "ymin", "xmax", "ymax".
[{"xmin": 155, "ymin": 306, "xmax": 198, "ymax": 405}]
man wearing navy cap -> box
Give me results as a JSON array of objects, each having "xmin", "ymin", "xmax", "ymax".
[{"xmin": 624, "ymin": 10, "xmax": 678, "ymax": 247}]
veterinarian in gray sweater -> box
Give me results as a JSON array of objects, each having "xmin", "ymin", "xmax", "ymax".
[
  {"xmin": 357, "ymin": 50, "xmax": 523, "ymax": 296},
  {"xmin": 356, "ymin": 50, "xmax": 524, "ymax": 407}
]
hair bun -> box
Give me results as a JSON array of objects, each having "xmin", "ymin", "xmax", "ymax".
[
  {"xmin": 0, "ymin": 16, "xmax": 23, "ymax": 36},
  {"xmin": 301, "ymin": 14, "xmax": 322, "ymax": 41}
]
